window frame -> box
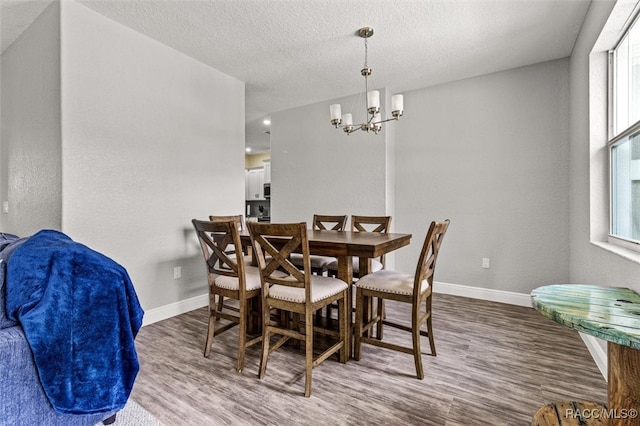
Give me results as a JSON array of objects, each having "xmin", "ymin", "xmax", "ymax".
[{"xmin": 608, "ymin": 12, "xmax": 640, "ymax": 252}]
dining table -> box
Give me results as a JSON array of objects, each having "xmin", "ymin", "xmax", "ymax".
[{"xmin": 238, "ymin": 227, "xmax": 412, "ymax": 356}]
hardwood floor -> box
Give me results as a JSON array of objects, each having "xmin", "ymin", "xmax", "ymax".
[{"xmin": 130, "ymin": 293, "xmax": 607, "ymax": 425}]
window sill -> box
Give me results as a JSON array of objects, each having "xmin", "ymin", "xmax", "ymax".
[{"xmin": 591, "ymin": 241, "xmax": 640, "ymax": 265}]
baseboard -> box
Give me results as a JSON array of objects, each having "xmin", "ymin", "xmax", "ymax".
[
  {"xmin": 579, "ymin": 333, "xmax": 608, "ymax": 381},
  {"xmin": 141, "ymin": 293, "xmax": 208, "ymax": 327},
  {"xmin": 433, "ymin": 281, "xmax": 532, "ymax": 307}
]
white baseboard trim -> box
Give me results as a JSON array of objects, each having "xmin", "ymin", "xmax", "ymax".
[
  {"xmin": 142, "ymin": 293, "xmax": 208, "ymax": 327},
  {"xmin": 579, "ymin": 332, "xmax": 608, "ymax": 381},
  {"xmin": 433, "ymin": 281, "xmax": 532, "ymax": 307}
]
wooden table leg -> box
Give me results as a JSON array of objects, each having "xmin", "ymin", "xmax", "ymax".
[
  {"xmin": 336, "ymin": 255, "xmax": 353, "ymax": 358},
  {"xmin": 608, "ymin": 342, "xmax": 640, "ymax": 425},
  {"xmin": 359, "ymin": 256, "xmax": 373, "ymax": 338}
]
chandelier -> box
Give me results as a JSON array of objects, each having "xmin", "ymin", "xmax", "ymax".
[{"xmin": 330, "ymin": 27, "xmax": 404, "ymax": 135}]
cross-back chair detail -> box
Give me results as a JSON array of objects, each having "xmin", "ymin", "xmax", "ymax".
[
  {"xmin": 248, "ymin": 221, "xmax": 349, "ymax": 397},
  {"xmin": 291, "ymin": 214, "xmax": 348, "ymax": 275},
  {"xmin": 312, "ymin": 214, "xmax": 348, "ymax": 231},
  {"xmin": 327, "ymin": 215, "xmax": 392, "ymax": 277},
  {"xmin": 192, "ymin": 216, "xmax": 261, "ymax": 373},
  {"xmin": 354, "ymin": 219, "xmax": 450, "ymax": 380}
]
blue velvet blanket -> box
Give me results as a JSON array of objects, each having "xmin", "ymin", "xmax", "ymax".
[{"xmin": 4, "ymin": 230, "xmax": 144, "ymax": 415}]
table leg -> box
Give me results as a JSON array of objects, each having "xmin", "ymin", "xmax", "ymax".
[
  {"xmin": 336, "ymin": 255, "xmax": 353, "ymax": 358},
  {"xmin": 359, "ymin": 256, "xmax": 373, "ymax": 338},
  {"xmin": 608, "ymin": 342, "xmax": 640, "ymax": 425}
]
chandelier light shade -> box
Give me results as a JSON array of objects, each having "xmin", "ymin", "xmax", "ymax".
[{"xmin": 330, "ymin": 27, "xmax": 404, "ymax": 135}]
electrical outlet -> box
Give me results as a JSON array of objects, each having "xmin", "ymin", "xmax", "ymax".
[
  {"xmin": 2, "ymin": 201, "xmax": 8, "ymax": 214},
  {"xmin": 482, "ymin": 258, "xmax": 491, "ymax": 269},
  {"xmin": 173, "ymin": 266, "xmax": 181, "ymax": 279}
]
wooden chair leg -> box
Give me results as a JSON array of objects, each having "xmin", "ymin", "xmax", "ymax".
[
  {"xmin": 216, "ymin": 295, "xmax": 224, "ymax": 321},
  {"xmin": 236, "ymin": 302, "xmax": 246, "ymax": 373},
  {"xmin": 292, "ymin": 313, "xmax": 301, "ymax": 349},
  {"xmin": 427, "ymin": 315, "xmax": 436, "ymax": 356},
  {"xmin": 376, "ymin": 298, "xmax": 384, "ymax": 340},
  {"xmin": 258, "ymin": 309, "xmax": 270, "ymax": 379},
  {"xmin": 304, "ymin": 310, "xmax": 313, "ymax": 398},
  {"xmin": 412, "ymin": 306, "xmax": 424, "ymax": 380},
  {"xmin": 354, "ymin": 288, "xmax": 364, "ymax": 361},
  {"xmin": 426, "ymin": 297, "xmax": 436, "ymax": 356},
  {"xmin": 339, "ymin": 292, "xmax": 348, "ymax": 363},
  {"xmin": 203, "ymin": 310, "xmax": 216, "ymax": 358}
]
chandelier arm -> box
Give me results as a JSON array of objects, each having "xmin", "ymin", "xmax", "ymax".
[
  {"xmin": 337, "ymin": 122, "xmax": 362, "ymax": 134},
  {"xmin": 371, "ymin": 116, "xmax": 400, "ymax": 125}
]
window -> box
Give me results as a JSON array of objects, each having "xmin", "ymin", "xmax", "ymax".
[{"xmin": 609, "ymin": 11, "xmax": 640, "ymax": 251}]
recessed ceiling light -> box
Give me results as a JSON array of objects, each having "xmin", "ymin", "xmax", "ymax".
[
  {"xmin": 245, "ymin": 147, "xmax": 252, "ymax": 152},
  {"xmin": 263, "ymin": 119, "xmax": 271, "ymax": 126}
]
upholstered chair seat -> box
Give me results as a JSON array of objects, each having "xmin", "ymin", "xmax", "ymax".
[
  {"xmin": 269, "ymin": 275, "xmax": 348, "ymax": 303},
  {"xmin": 214, "ymin": 265, "xmax": 261, "ymax": 291}
]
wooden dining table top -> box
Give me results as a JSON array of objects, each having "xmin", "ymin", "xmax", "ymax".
[{"xmin": 237, "ymin": 228, "xmax": 412, "ymax": 259}]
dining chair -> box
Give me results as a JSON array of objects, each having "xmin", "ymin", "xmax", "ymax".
[
  {"xmin": 247, "ymin": 221, "xmax": 349, "ymax": 397},
  {"xmin": 326, "ymin": 215, "xmax": 392, "ymax": 278},
  {"xmin": 353, "ymin": 219, "xmax": 450, "ymax": 379},
  {"xmin": 208, "ymin": 215, "xmax": 253, "ymax": 313},
  {"xmin": 290, "ymin": 214, "xmax": 347, "ymax": 275},
  {"xmin": 209, "ymin": 214, "xmax": 252, "ymax": 265},
  {"xmin": 325, "ymin": 215, "xmax": 391, "ymax": 328},
  {"xmin": 192, "ymin": 216, "xmax": 262, "ymax": 373}
]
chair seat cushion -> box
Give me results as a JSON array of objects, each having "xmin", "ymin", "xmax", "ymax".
[
  {"xmin": 355, "ymin": 269, "xmax": 428, "ymax": 296},
  {"xmin": 326, "ymin": 258, "xmax": 383, "ymax": 274},
  {"xmin": 269, "ymin": 275, "xmax": 348, "ymax": 303},
  {"xmin": 290, "ymin": 253, "xmax": 336, "ymax": 270},
  {"xmin": 214, "ymin": 265, "xmax": 262, "ymax": 291}
]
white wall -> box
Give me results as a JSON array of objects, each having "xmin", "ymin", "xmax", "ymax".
[
  {"xmin": 270, "ymin": 89, "xmax": 393, "ymax": 223},
  {"xmin": 56, "ymin": 1, "xmax": 245, "ymax": 312},
  {"xmin": 0, "ymin": 2, "xmax": 62, "ymax": 236},
  {"xmin": 394, "ymin": 59, "xmax": 570, "ymax": 294},
  {"xmin": 0, "ymin": 0, "xmax": 245, "ymax": 314}
]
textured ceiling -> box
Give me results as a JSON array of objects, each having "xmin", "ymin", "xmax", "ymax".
[{"xmin": 2, "ymin": 0, "xmax": 593, "ymax": 153}]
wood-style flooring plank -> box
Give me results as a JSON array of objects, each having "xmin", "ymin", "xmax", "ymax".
[{"xmin": 130, "ymin": 293, "xmax": 607, "ymax": 425}]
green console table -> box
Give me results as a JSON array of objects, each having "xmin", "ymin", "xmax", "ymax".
[{"xmin": 531, "ymin": 284, "xmax": 640, "ymax": 426}]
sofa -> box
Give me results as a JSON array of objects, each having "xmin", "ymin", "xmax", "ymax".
[{"xmin": 0, "ymin": 231, "xmax": 144, "ymax": 425}]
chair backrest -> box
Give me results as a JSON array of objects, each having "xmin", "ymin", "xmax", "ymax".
[
  {"xmin": 351, "ymin": 215, "xmax": 392, "ymax": 266},
  {"xmin": 192, "ymin": 217, "xmax": 248, "ymax": 293},
  {"xmin": 414, "ymin": 220, "xmax": 450, "ymax": 297},
  {"xmin": 350, "ymin": 215, "xmax": 392, "ymax": 233},
  {"xmin": 209, "ymin": 214, "xmax": 246, "ymax": 231},
  {"xmin": 247, "ymin": 222, "xmax": 311, "ymax": 302},
  {"xmin": 312, "ymin": 214, "xmax": 347, "ymax": 231}
]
